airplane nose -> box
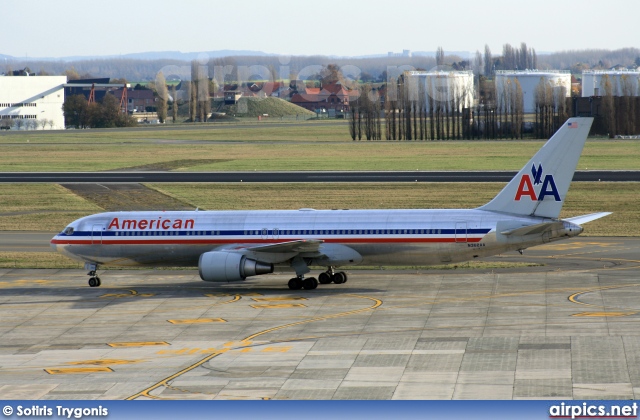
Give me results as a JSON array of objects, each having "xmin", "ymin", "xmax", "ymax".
[{"xmin": 50, "ymin": 236, "xmax": 58, "ymax": 251}]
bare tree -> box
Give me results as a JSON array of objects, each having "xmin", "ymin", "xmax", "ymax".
[
  {"xmin": 48, "ymin": 119, "xmax": 55, "ymax": 130},
  {"xmin": 601, "ymin": 75, "xmax": 615, "ymax": 137},
  {"xmin": 484, "ymin": 45, "xmax": 493, "ymax": 76},
  {"xmin": 349, "ymin": 87, "xmax": 359, "ymax": 140},
  {"xmin": 171, "ymin": 85, "xmax": 178, "ymax": 123},
  {"xmin": 473, "ymin": 50, "xmax": 483, "ymax": 77},
  {"xmin": 155, "ymin": 71, "xmax": 168, "ymax": 123},
  {"xmin": 39, "ymin": 119, "xmax": 47, "ymax": 130},
  {"xmin": 436, "ymin": 47, "xmax": 445, "ymax": 67}
]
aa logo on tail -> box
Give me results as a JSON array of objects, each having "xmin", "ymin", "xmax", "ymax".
[{"xmin": 515, "ymin": 163, "xmax": 561, "ymax": 202}]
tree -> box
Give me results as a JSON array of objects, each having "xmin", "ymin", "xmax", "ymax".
[
  {"xmin": 320, "ymin": 64, "xmax": 343, "ymax": 85},
  {"xmin": 473, "ymin": 50, "xmax": 483, "ymax": 76},
  {"xmin": 436, "ymin": 47, "xmax": 445, "ymax": 67},
  {"xmin": 48, "ymin": 119, "xmax": 55, "ymax": 130},
  {"xmin": 484, "ymin": 45, "xmax": 493, "ymax": 76},
  {"xmin": 171, "ymin": 85, "xmax": 178, "ymax": 123},
  {"xmin": 63, "ymin": 94, "xmax": 89, "ymax": 128},
  {"xmin": 155, "ymin": 71, "xmax": 168, "ymax": 123},
  {"xmin": 64, "ymin": 67, "xmax": 81, "ymax": 81},
  {"xmin": 14, "ymin": 119, "xmax": 24, "ymax": 130},
  {"xmin": 39, "ymin": 119, "xmax": 48, "ymax": 130}
]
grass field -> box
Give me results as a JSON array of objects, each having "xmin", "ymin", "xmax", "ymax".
[
  {"xmin": 1, "ymin": 121, "xmax": 638, "ymax": 171},
  {"xmin": 1, "ymin": 182, "xmax": 635, "ymax": 236},
  {"xmin": 1, "ymin": 137, "xmax": 640, "ymax": 171}
]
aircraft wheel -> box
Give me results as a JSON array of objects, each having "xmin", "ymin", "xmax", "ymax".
[
  {"xmin": 288, "ymin": 278, "xmax": 302, "ymax": 290},
  {"xmin": 332, "ymin": 272, "xmax": 346, "ymax": 284},
  {"xmin": 318, "ymin": 272, "xmax": 332, "ymax": 284},
  {"xmin": 95, "ymin": 277, "xmax": 102, "ymax": 287},
  {"xmin": 88, "ymin": 277, "xmax": 99, "ymax": 287},
  {"xmin": 340, "ymin": 272, "xmax": 348, "ymax": 283},
  {"xmin": 303, "ymin": 277, "xmax": 318, "ymax": 290}
]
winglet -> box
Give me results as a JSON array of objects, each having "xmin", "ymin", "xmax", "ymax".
[{"xmin": 478, "ymin": 117, "xmax": 594, "ymax": 219}]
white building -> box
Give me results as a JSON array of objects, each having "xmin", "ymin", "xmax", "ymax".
[
  {"xmin": 404, "ymin": 70, "xmax": 474, "ymax": 110},
  {"xmin": 582, "ymin": 70, "xmax": 640, "ymax": 97},
  {"xmin": 0, "ymin": 75, "xmax": 67, "ymax": 130},
  {"xmin": 495, "ymin": 70, "xmax": 571, "ymax": 113}
]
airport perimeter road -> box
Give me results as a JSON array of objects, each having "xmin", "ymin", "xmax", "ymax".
[
  {"xmin": 2, "ymin": 237, "xmax": 640, "ymax": 400},
  {"xmin": 1, "ymin": 170, "xmax": 639, "ymax": 183}
]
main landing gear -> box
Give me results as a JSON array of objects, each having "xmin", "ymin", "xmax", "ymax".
[
  {"xmin": 288, "ymin": 276, "xmax": 318, "ymax": 290},
  {"xmin": 288, "ymin": 268, "xmax": 348, "ymax": 290}
]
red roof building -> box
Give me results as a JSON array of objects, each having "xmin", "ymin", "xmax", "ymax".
[{"xmin": 290, "ymin": 83, "xmax": 354, "ymax": 112}]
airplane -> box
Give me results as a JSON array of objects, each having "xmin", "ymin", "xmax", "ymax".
[{"xmin": 51, "ymin": 117, "xmax": 610, "ymax": 290}]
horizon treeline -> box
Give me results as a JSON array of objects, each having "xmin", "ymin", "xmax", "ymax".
[{"xmin": 3, "ymin": 47, "xmax": 639, "ymax": 82}]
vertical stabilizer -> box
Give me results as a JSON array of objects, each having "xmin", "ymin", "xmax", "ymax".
[{"xmin": 478, "ymin": 117, "xmax": 593, "ymax": 219}]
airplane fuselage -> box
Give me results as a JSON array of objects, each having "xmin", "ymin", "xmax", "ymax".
[{"xmin": 51, "ymin": 208, "xmax": 582, "ymax": 269}]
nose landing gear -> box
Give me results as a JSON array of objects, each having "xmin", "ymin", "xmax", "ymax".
[{"xmin": 85, "ymin": 263, "xmax": 101, "ymax": 287}]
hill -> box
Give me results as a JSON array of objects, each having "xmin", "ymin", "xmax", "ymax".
[{"xmin": 214, "ymin": 97, "xmax": 315, "ymax": 118}]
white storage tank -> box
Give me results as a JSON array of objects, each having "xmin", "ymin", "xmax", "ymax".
[
  {"xmin": 495, "ymin": 70, "xmax": 571, "ymax": 113},
  {"xmin": 404, "ymin": 70, "xmax": 474, "ymax": 111},
  {"xmin": 582, "ymin": 70, "xmax": 640, "ymax": 97}
]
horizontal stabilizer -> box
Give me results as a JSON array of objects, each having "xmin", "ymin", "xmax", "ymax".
[
  {"xmin": 500, "ymin": 221, "xmax": 564, "ymax": 236},
  {"xmin": 564, "ymin": 212, "xmax": 612, "ymax": 225},
  {"xmin": 246, "ymin": 239, "xmax": 323, "ymax": 254}
]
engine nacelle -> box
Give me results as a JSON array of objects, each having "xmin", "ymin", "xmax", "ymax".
[{"xmin": 199, "ymin": 251, "xmax": 273, "ymax": 282}]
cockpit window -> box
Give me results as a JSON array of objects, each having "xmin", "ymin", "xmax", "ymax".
[{"xmin": 63, "ymin": 227, "xmax": 74, "ymax": 235}]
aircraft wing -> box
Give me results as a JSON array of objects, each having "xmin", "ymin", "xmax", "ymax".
[
  {"xmin": 215, "ymin": 239, "xmax": 361, "ymax": 267},
  {"xmin": 244, "ymin": 239, "xmax": 324, "ymax": 254},
  {"xmin": 564, "ymin": 212, "xmax": 612, "ymax": 225}
]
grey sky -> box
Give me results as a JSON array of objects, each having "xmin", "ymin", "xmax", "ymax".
[{"xmin": 3, "ymin": 0, "xmax": 638, "ymax": 58}]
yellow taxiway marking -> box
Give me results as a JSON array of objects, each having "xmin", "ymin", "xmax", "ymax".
[
  {"xmin": 205, "ymin": 293, "xmax": 262, "ymax": 298},
  {"xmin": 251, "ymin": 297, "xmax": 307, "ymax": 302},
  {"xmin": 100, "ymin": 289, "xmax": 155, "ymax": 298},
  {"xmin": 67, "ymin": 359, "xmax": 142, "ymax": 366},
  {"xmin": 573, "ymin": 312, "xmax": 638, "ymax": 317},
  {"xmin": 127, "ymin": 294, "xmax": 382, "ymax": 400},
  {"xmin": 0, "ymin": 279, "xmax": 53, "ymax": 288},
  {"xmin": 45, "ymin": 367, "xmax": 113, "ymax": 375},
  {"xmin": 250, "ymin": 303, "xmax": 307, "ymax": 309},
  {"xmin": 108, "ymin": 341, "xmax": 169, "ymax": 348},
  {"xmin": 262, "ymin": 346, "xmax": 292, "ymax": 353},
  {"xmin": 167, "ymin": 318, "xmax": 226, "ymax": 324},
  {"xmin": 539, "ymin": 241, "xmax": 621, "ymax": 251}
]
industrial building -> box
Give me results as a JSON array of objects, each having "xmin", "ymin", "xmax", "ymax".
[
  {"xmin": 494, "ymin": 70, "xmax": 571, "ymax": 114},
  {"xmin": 404, "ymin": 70, "xmax": 474, "ymax": 110},
  {"xmin": 0, "ymin": 75, "xmax": 67, "ymax": 129},
  {"xmin": 582, "ymin": 70, "xmax": 640, "ymax": 97}
]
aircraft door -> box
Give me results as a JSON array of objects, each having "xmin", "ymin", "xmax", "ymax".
[
  {"xmin": 91, "ymin": 225, "xmax": 104, "ymax": 245},
  {"xmin": 455, "ymin": 222, "xmax": 467, "ymax": 243}
]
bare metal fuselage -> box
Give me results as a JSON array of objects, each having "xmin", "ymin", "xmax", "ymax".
[{"xmin": 51, "ymin": 208, "xmax": 582, "ymax": 269}]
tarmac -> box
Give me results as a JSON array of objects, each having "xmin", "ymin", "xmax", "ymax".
[{"xmin": 1, "ymin": 237, "xmax": 640, "ymax": 400}]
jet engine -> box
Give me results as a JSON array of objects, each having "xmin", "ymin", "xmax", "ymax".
[{"xmin": 198, "ymin": 251, "xmax": 273, "ymax": 282}]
